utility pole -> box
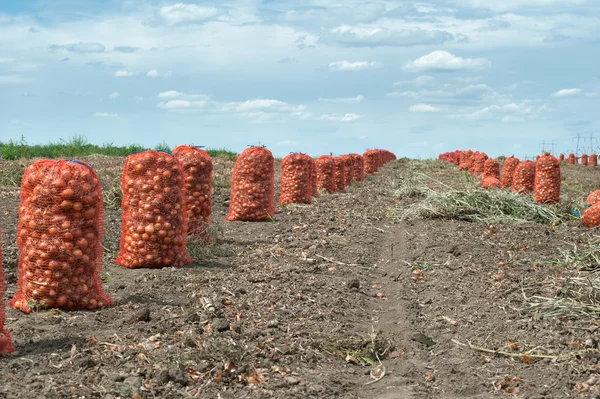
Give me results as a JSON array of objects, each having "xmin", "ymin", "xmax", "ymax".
[
  {"xmin": 539, "ymin": 140, "xmax": 555, "ymax": 155},
  {"xmin": 585, "ymin": 133, "xmax": 597, "ymax": 154},
  {"xmin": 573, "ymin": 133, "xmax": 583, "ymax": 156}
]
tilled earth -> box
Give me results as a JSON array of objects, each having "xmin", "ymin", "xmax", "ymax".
[{"xmin": 1, "ymin": 157, "xmax": 600, "ymax": 398}]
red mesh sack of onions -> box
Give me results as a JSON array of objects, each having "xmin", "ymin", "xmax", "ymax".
[
  {"xmin": 559, "ymin": 154, "xmax": 564, "ymax": 162},
  {"xmin": 316, "ymin": 156, "xmax": 336, "ymax": 194},
  {"xmin": 309, "ymin": 157, "xmax": 319, "ymax": 197},
  {"xmin": 279, "ymin": 153, "xmax": 313, "ymax": 205},
  {"xmin": 341, "ymin": 155, "xmax": 354, "ymax": 187},
  {"xmin": 483, "ymin": 158, "xmax": 500, "ymax": 180},
  {"xmin": 534, "ymin": 154, "xmax": 561, "ymax": 204},
  {"xmin": 481, "ymin": 177, "xmax": 501, "ymax": 189},
  {"xmin": 583, "ymin": 203, "xmax": 600, "ymax": 228},
  {"xmin": 590, "ymin": 154, "xmax": 598, "ymax": 166},
  {"xmin": 459, "ymin": 150, "xmax": 473, "ymax": 171},
  {"xmin": 9, "ymin": 160, "xmax": 113, "ymax": 313},
  {"xmin": 500, "ymin": 156, "xmax": 520, "ymax": 188},
  {"xmin": 332, "ymin": 156, "xmax": 346, "ymax": 192},
  {"xmin": 363, "ymin": 150, "xmax": 379, "ymax": 174},
  {"xmin": 350, "ymin": 154, "xmax": 364, "ymax": 182},
  {"xmin": 586, "ymin": 190, "xmax": 600, "ymax": 205},
  {"xmin": 172, "ymin": 145, "xmax": 213, "ymax": 241},
  {"xmin": 582, "ymin": 154, "xmax": 589, "ymax": 166},
  {"xmin": 469, "ymin": 152, "xmax": 488, "ymax": 176},
  {"xmin": 226, "ymin": 146, "xmax": 276, "ymax": 221},
  {"xmin": 567, "ymin": 154, "xmax": 577, "ymax": 165},
  {"xmin": 512, "ymin": 161, "xmax": 536, "ymax": 194},
  {"xmin": 115, "ymin": 151, "xmax": 192, "ymax": 268},
  {"xmin": 0, "ymin": 227, "xmax": 15, "ymax": 354}
]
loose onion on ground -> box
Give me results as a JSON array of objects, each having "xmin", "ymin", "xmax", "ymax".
[
  {"xmin": 115, "ymin": 150, "xmax": 192, "ymax": 268},
  {"xmin": 9, "ymin": 160, "xmax": 113, "ymax": 313}
]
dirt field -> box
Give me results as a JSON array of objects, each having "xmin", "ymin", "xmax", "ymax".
[{"xmin": 1, "ymin": 156, "xmax": 600, "ymax": 398}]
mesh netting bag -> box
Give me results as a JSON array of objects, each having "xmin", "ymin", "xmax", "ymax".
[
  {"xmin": 567, "ymin": 154, "xmax": 577, "ymax": 165},
  {"xmin": 534, "ymin": 154, "xmax": 561, "ymax": 204},
  {"xmin": 279, "ymin": 153, "xmax": 312, "ymax": 205},
  {"xmin": 483, "ymin": 159, "xmax": 500, "ymax": 180},
  {"xmin": 582, "ymin": 154, "xmax": 589, "ymax": 166},
  {"xmin": 590, "ymin": 154, "xmax": 598, "ymax": 166},
  {"xmin": 469, "ymin": 152, "xmax": 488, "ymax": 176},
  {"xmin": 586, "ymin": 190, "xmax": 600, "ymax": 205},
  {"xmin": 115, "ymin": 150, "xmax": 192, "ymax": 268},
  {"xmin": 350, "ymin": 154, "xmax": 364, "ymax": 182},
  {"xmin": 512, "ymin": 161, "xmax": 536, "ymax": 194},
  {"xmin": 332, "ymin": 156, "xmax": 346, "ymax": 192},
  {"xmin": 0, "ymin": 226, "xmax": 15, "ymax": 354},
  {"xmin": 459, "ymin": 150, "xmax": 473, "ymax": 171},
  {"xmin": 341, "ymin": 155, "xmax": 354, "ymax": 187},
  {"xmin": 363, "ymin": 150, "xmax": 379, "ymax": 174},
  {"xmin": 316, "ymin": 156, "xmax": 336, "ymax": 194},
  {"xmin": 481, "ymin": 177, "xmax": 501, "ymax": 189},
  {"xmin": 309, "ymin": 157, "xmax": 319, "ymax": 197},
  {"xmin": 10, "ymin": 160, "xmax": 113, "ymax": 313},
  {"xmin": 226, "ymin": 146, "xmax": 276, "ymax": 221},
  {"xmin": 500, "ymin": 157, "xmax": 520, "ymax": 188},
  {"xmin": 172, "ymin": 145, "xmax": 213, "ymax": 241},
  {"xmin": 583, "ymin": 203, "xmax": 600, "ymax": 228}
]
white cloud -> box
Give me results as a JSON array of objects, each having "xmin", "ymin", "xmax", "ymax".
[
  {"xmin": 224, "ymin": 99, "xmax": 306, "ymax": 113},
  {"xmin": 320, "ymin": 113, "xmax": 363, "ymax": 122},
  {"xmin": 0, "ymin": 75, "xmax": 30, "ymax": 85},
  {"xmin": 329, "ymin": 60, "xmax": 381, "ymax": 72},
  {"xmin": 49, "ymin": 42, "xmax": 105, "ymax": 54},
  {"xmin": 320, "ymin": 25, "xmax": 453, "ymax": 47},
  {"xmin": 409, "ymin": 104, "xmax": 440, "ymax": 112},
  {"xmin": 94, "ymin": 112, "xmax": 118, "ymax": 117},
  {"xmin": 405, "ymin": 51, "xmax": 491, "ymax": 72},
  {"xmin": 115, "ymin": 70, "xmax": 134, "ymax": 77},
  {"xmin": 157, "ymin": 99, "xmax": 208, "ymax": 109},
  {"xmin": 460, "ymin": 102, "xmax": 550, "ymax": 122},
  {"xmin": 147, "ymin": 69, "xmax": 172, "ymax": 78},
  {"xmin": 318, "ymin": 95, "xmax": 364, "ymax": 103},
  {"xmin": 393, "ymin": 75, "xmax": 435, "ymax": 88},
  {"xmin": 158, "ymin": 3, "xmax": 220, "ymax": 26},
  {"xmin": 108, "ymin": 92, "xmax": 120, "ymax": 99},
  {"xmin": 386, "ymin": 84, "xmax": 496, "ymax": 104},
  {"xmin": 552, "ymin": 88, "xmax": 582, "ymax": 97}
]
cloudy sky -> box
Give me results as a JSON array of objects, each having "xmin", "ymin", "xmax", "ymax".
[{"xmin": 1, "ymin": 0, "xmax": 599, "ymax": 158}]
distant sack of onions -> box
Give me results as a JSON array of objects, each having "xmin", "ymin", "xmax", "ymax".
[
  {"xmin": 315, "ymin": 156, "xmax": 337, "ymax": 194},
  {"xmin": 115, "ymin": 150, "xmax": 192, "ymax": 268},
  {"xmin": 226, "ymin": 146, "xmax": 276, "ymax": 222},
  {"xmin": 172, "ymin": 145, "xmax": 213, "ymax": 241},
  {"xmin": 10, "ymin": 160, "xmax": 113, "ymax": 313},
  {"xmin": 279, "ymin": 153, "xmax": 313, "ymax": 205},
  {"xmin": 332, "ymin": 156, "xmax": 346, "ymax": 192},
  {"xmin": 533, "ymin": 154, "xmax": 561, "ymax": 204},
  {"xmin": 500, "ymin": 157, "xmax": 520, "ymax": 188},
  {"xmin": 511, "ymin": 161, "xmax": 536, "ymax": 194},
  {"xmin": 350, "ymin": 154, "xmax": 365, "ymax": 182}
]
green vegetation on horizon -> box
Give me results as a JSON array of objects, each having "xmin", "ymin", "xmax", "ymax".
[{"xmin": 0, "ymin": 135, "xmax": 238, "ymax": 160}]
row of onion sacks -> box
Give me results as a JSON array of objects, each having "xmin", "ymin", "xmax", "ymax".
[
  {"xmin": 115, "ymin": 150, "xmax": 192, "ymax": 268},
  {"xmin": 0, "ymin": 226, "xmax": 14, "ymax": 354},
  {"xmin": 226, "ymin": 146, "xmax": 276, "ymax": 221},
  {"xmin": 172, "ymin": 145, "xmax": 213, "ymax": 242},
  {"xmin": 10, "ymin": 160, "xmax": 113, "ymax": 313}
]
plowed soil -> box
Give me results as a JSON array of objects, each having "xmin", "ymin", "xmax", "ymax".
[{"xmin": 1, "ymin": 157, "xmax": 600, "ymax": 399}]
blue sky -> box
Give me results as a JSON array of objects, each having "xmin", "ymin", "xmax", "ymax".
[{"xmin": 1, "ymin": 0, "xmax": 599, "ymax": 159}]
